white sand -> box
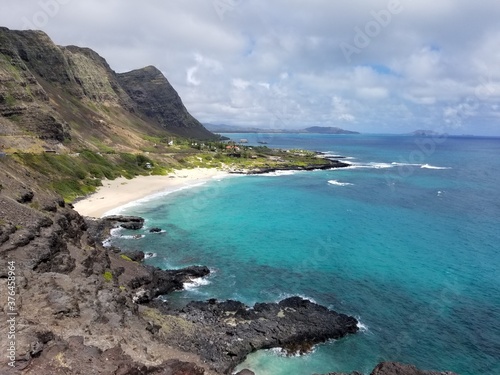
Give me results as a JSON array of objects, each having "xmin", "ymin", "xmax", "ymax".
[{"xmin": 72, "ymin": 168, "xmax": 229, "ymax": 218}]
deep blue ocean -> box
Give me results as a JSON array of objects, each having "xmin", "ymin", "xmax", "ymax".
[{"xmin": 109, "ymin": 134, "xmax": 500, "ymax": 375}]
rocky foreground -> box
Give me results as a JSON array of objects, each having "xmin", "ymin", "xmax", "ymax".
[{"xmin": 0, "ymin": 155, "xmax": 458, "ymax": 374}]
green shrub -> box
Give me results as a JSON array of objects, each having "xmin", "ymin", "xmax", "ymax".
[{"xmin": 103, "ymin": 271, "xmax": 113, "ymax": 282}]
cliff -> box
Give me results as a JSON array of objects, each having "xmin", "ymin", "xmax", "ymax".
[
  {"xmin": 117, "ymin": 66, "xmax": 216, "ymax": 140},
  {"xmin": 0, "ymin": 27, "xmax": 217, "ymax": 155}
]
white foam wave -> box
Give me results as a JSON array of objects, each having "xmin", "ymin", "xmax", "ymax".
[
  {"xmin": 357, "ymin": 319, "xmax": 369, "ymax": 333},
  {"xmin": 267, "ymin": 346, "xmax": 317, "ymax": 357},
  {"xmin": 322, "ymin": 153, "xmax": 344, "ymax": 158},
  {"xmin": 262, "ymin": 170, "xmax": 299, "ymax": 177},
  {"xmin": 343, "ymin": 161, "xmax": 451, "ymax": 171},
  {"xmin": 368, "ymin": 162, "xmax": 393, "ymax": 169},
  {"xmin": 421, "ymin": 164, "xmax": 452, "ymax": 170},
  {"xmin": 391, "ymin": 162, "xmax": 422, "ymax": 167},
  {"xmin": 183, "ymin": 277, "xmax": 211, "ymax": 291},
  {"xmin": 277, "ymin": 293, "xmax": 317, "ymax": 304},
  {"xmin": 328, "ymin": 180, "xmax": 353, "ymax": 186},
  {"xmin": 144, "ymin": 252, "xmax": 157, "ymax": 259},
  {"xmin": 109, "ymin": 227, "xmax": 122, "ymax": 236},
  {"xmin": 344, "ymin": 162, "xmax": 393, "ymax": 169},
  {"xmin": 120, "ymin": 234, "xmax": 144, "ymax": 240}
]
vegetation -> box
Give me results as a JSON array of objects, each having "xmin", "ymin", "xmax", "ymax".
[
  {"xmin": 13, "ymin": 150, "xmax": 164, "ymax": 202},
  {"xmin": 103, "ymin": 271, "xmax": 113, "ymax": 282},
  {"xmin": 9, "ymin": 138, "xmax": 331, "ymax": 203}
]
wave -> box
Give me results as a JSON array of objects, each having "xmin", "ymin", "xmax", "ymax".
[
  {"xmin": 276, "ymin": 293, "xmax": 317, "ymax": 304},
  {"xmin": 144, "ymin": 252, "xmax": 157, "ymax": 259},
  {"xmin": 267, "ymin": 346, "xmax": 317, "ymax": 358},
  {"xmin": 328, "ymin": 180, "xmax": 353, "ymax": 186},
  {"xmin": 120, "ymin": 234, "xmax": 145, "ymax": 240},
  {"xmin": 344, "ymin": 161, "xmax": 393, "ymax": 169},
  {"xmin": 183, "ymin": 277, "xmax": 211, "ymax": 291},
  {"xmin": 421, "ymin": 164, "xmax": 452, "ymax": 170},
  {"xmin": 391, "ymin": 162, "xmax": 422, "ymax": 167},
  {"xmin": 343, "ymin": 161, "xmax": 451, "ymax": 170},
  {"xmin": 260, "ymin": 170, "xmax": 299, "ymax": 177},
  {"xmin": 356, "ymin": 318, "xmax": 369, "ymax": 333}
]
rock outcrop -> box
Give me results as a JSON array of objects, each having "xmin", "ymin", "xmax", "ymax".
[
  {"xmin": 117, "ymin": 66, "xmax": 216, "ymax": 140},
  {"xmin": 150, "ymin": 296, "xmax": 359, "ymax": 373}
]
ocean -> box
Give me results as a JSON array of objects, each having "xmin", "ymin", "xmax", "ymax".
[{"xmin": 108, "ymin": 134, "xmax": 500, "ymax": 375}]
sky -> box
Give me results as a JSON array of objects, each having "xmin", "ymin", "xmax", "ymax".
[{"xmin": 1, "ymin": 0, "xmax": 500, "ymax": 135}]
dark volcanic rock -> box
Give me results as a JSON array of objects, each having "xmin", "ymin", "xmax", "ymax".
[
  {"xmin": 16, "ymin": 188, "xmax": 34, "ymax": 203},
  {"xmin": 153, "ymin": 296, "xmax": 358, "ymax": 373},
  {"xmin": 103, "ymin": 215, "xmax": 145, "ymax": 230},
  {"xmin": 117, "ymin": 66, "xmax": 217, "ymax": 140},
  {"xmin": 130, "ymin": 265, "xmax": 210, "ymax": 303},
  {"xmin": 149, "ymin": 227, "xmax": 163, "ymax": 233},
  {"xmin": 231, "ymin": 159, "xmax": 350, "ymax": 175},
  {"xmin": 122, "ymin": 250, "xmax": 145, "ymax": 262},
  {"xmin": 370, "ymin": 362, "xmax": 458, "ymax": 375},
  {"xmin": 24, "ymin": 335, "xmax": 205, "ymax": 375}
]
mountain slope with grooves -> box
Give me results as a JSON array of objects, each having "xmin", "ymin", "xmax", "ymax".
[
  {"xmin": 0, "ymin": 27, "xmax": 216, "ymax": 154},
  {"xmin": 117, "ymin": 66, "xmax": 216, "ymax": 140}
]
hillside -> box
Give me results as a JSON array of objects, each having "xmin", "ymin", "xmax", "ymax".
[
  {"xmin": 0, "ymin": 27, "xmax": 217, "ymax": 155},
  {"xmin": 303, "ymin": 126, "xmax": 359, "ymax": 134}
]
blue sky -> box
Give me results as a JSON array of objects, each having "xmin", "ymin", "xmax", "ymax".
[{"xmin": 1, "ymin": 0, "xmax": 500, "ymax": 135}]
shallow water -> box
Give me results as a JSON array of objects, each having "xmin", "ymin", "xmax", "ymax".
[{"xmin": 111, "ymin": 134, "xmax": 500, "ymax": 375}]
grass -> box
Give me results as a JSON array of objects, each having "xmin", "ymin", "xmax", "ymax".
[
  {"xmin": 103, "ymin": 271, "xmax": 113, "ymax": 282},
  {"xmin": 120, "ymin": 254, "xmax": 133, "ymax": 262},
  {"xmin": 10, "ymin": 142, "xmax": 332, "ymax": 203},
  {"xmin": 13, "ymin": 150, "xmax": 167, "ymax": 202}
]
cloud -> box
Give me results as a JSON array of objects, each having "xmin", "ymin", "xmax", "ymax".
[{"xmin": 1, "ymin": 0, "xmax": 500, "ymax": 135}]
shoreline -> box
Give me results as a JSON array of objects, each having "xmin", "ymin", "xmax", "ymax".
[
  {"xmin": 72, "ymin": 168, "xmax": 230, "ymax": 218},
  {"xmin": 71, "ymin": 158, "xmax": 348, "ymax": 218}
]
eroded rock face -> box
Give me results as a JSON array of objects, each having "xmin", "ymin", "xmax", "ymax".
[
  {"xmin": 117, "ymin": 66, "xmax": 217, "ymax": 140},
  {"xmin": 19, "ymin": 335, "xmax": 205, "ymax": 375},
  {"xmin": 1, "ymin": 26, "xmax": 217, "ymax": 154}
]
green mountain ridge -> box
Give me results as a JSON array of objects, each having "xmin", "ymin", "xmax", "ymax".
[{"xmin": 0, "ymin": 27, "xmax": 217, "ymax": 155}]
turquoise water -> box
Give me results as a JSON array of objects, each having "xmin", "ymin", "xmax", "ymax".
[{"xmin": 110, "ymin": 134, "xmax": 500, "ymax": 375}]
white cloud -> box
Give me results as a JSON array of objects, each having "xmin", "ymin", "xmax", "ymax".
[{"xmin": 1, "ymin": 0, "xmax": 500, "ymax": 134}]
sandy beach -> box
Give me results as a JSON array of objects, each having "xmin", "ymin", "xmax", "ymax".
[{"xmin": 72, "ymin": 168, "xmax": 229, "ymax": 218}]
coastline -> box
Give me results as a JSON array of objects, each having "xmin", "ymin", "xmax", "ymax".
[{"xmin": 72, "ymin": 168, "xmax": 229, "ymax": 218}]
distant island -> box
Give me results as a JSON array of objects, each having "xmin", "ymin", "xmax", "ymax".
[
  {"xmin": 205, "ymin": 123, "xmax": 359, "ymax": 134},
  {"xmin": 410, "ymin": 129, "xmax": 444, "ymax": 137}
]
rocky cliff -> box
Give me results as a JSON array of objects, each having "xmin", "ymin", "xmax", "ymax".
[
  {"xmin": 0, "ymin": 27, "xmax": 216, "ymax": 154},
  {"xmin": 117, "ymin": 66, "xmax": 216, "ymax": 140}
]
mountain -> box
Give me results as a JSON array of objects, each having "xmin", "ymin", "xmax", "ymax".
[
  {"xmin": 303, "ymin": 126, "xmax": 359, "ymax": 134},
  {"xmin": 204, "ymin": 123, "xmax": 264, "ymax": 133},
  {"xmin": 0, "ymin": 27, "xmax": 217, "ymax": 154},
  {"xmin": 410, "ymin": 129, "xmax": 442, "ymax": 137},
  {"xmin": 117, "ymin": 66, "xmax": 215, "ymax": 140},
  {"xmin": 204, "ymin": 123, "xmax": 359, "ymax": 134}
]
